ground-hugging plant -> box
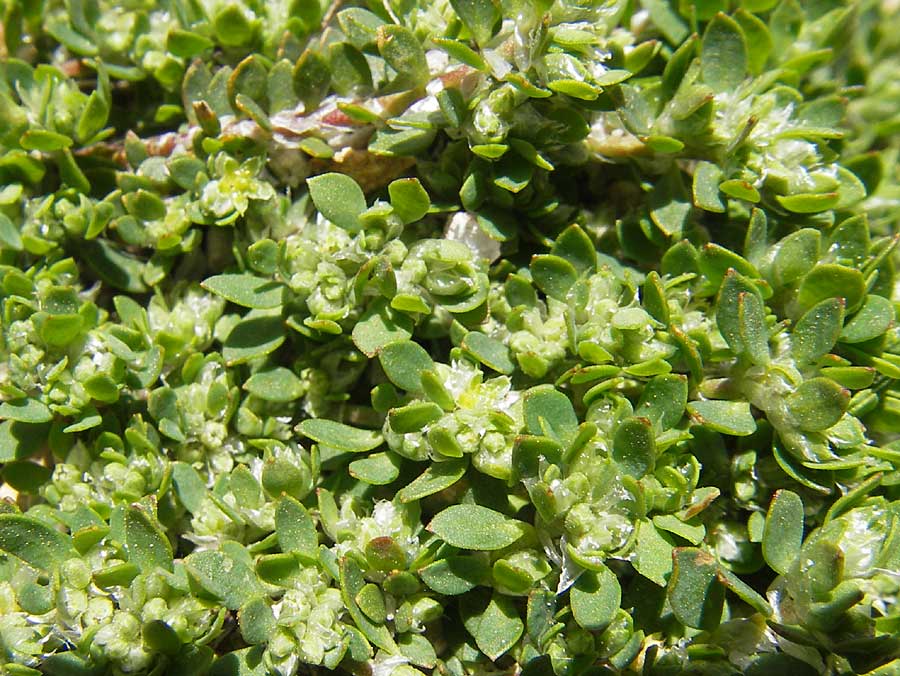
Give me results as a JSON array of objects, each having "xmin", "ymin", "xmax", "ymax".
[{"xmin": 0, "ymin": 0, "xmax": 899, "ymax": 674}]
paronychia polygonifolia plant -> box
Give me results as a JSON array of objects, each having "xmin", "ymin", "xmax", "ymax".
[{"xmin": 0, "ymin": 0, "xmax": 899, "ymax": 674}]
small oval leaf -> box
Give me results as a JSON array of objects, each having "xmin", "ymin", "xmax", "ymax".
[
  {"xmin": 762, "ymin": 490, "xmax": 804, "ymax": 576},
  {"xmin": 427, "ymin": 505, "xmax": 522, "ymax": 551},
  {"xmin": 296, "ymin": 418, "xmax": 383, "ymax": 453},
  {"xmin": 201, "ymin": 274, "xmax": 284, "ymax": 309}
]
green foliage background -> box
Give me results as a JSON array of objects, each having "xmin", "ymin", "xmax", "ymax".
[{"xmin": 0, "ymin": 0, "xmax": 899, "ymax": 674}]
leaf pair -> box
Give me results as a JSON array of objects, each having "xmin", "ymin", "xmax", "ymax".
[{"xmin": 307, "ymin": 173, "xmax": 430, "ymax": 233}]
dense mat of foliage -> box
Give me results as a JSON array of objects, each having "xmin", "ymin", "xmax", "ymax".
[{"xmin": 1, "ymin": 0, "xmax": 899, "ymax": 674}]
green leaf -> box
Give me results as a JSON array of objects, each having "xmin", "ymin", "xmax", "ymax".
[
  {"xmin": 523, "ymin": 385, "xmax": 578, "ymax": 441},
  {"xmin": 378, "ymin": 340, "xmax": 435, "ymax": 392},
  {"xmin": 143, "ymin": 619, "xmax": 182, "ymax": 656},
  {"xmin": 644, "ymin": 0, "xmax": 690, "ymax": 44},
  {"xmin": 38, "ymin": 313, "xmax": 84, "ymax": 348},
  {"xmin": 365, "ymin": 537, "xmax": 407, "ymax": 572},
  {"xmin": 570, "ymin": 565, "xmax": 620, "ymax": 631},
  {"xmin": 509, "ymin": 138, "xmax": 554, "ymax": 171},
  {"xmin": 349, "ymin": 452, "xmax": 403, "ymax": 485},
  {"xmin": 493, "ymin": 153, "xmax": 534, "ymax": 193},
  {"xmin": 635, "ymin": 375, "xmax": 688, "ymax": 431},
  {"xmin": 77, "ymin": 71, "xmax": 111, "ymax": 143},
  {"xmin": 83, "ymin": 374, "xmax": 119, "ymax": 403},
  {"xmin": 123, "ymin": 505, "xmax": 173, "ymax": 572},
  {"xmin": 461, "ymin": 332, "xmax": 515, "ymax": 375},
  {"xmin": 369, "ymin": 127, "xmax": 436, "ymax": 157},
  {"xmin": 398, "ymin": 633, "xmax": 438, "ymax": 668},
  {"xmin": 461, "ymin": 593, "xmax": 524, "ymax": 661},
  {"xmin": 776, "ymin": 192, "xmax": 839, "ymax": 214},
  {"xmin": 633, "ymin": 520, "xmax": 675, "ymax": 586},
  {"xmin": 828, "ymin": 214, "xmax": 869, "ymax": 265},
  {"xmin": 247, "ymin": 239, "xmax": 279, "ymax": 275},
  {"xmin": 642, "ymin": 271, "xmax": 670, "ymax": 325},
  {"xmin": 771, "ymin": 229, "xmax": 820, "ymax": 287},
  {"xmin": 261, "ymin": 450, "xmax": 311, "ymax": 501},
  {"xmin": 692, "ymin": 162, "xmax": 725, "ymax": 213},
  {"xmin": 0, "ymin": 514, "xmax": 73, "ymax": 570},
  {"xmin": 377, "ymin": 25, "xmax": 428, "ymax": 88},
  {"xmin": 653, "ymin": 514, "xmax": 705, "ymax": 545},
  {"xmin": 172, "ymin": 462, "xmax": 207, "ymax": 514},
  {"xmin": 307, "ymin": 173, "xmax": 367, "ymax": 232},
  {"xmin": 210, "ymin": 647, "xmax": 268, "ymax": 676},
  {"xmin": 716, "ymin": 566, "xmax": 772, "ymax": 616},
  {"xmin": 819, "ymin": 366, "xmax": 874, "ymax": 390},
  {"xmin": 612, "ymin": 417, "xmax": 656, "ymax": 478},
  {"xmin": 662, "ymin": 33, "xmax": 698, "ymax": 98},
  {"xmin": 513, "ymin": 436, "xmax": 563, "ymax": 481},
  {"xmin": 797, "ymin": 264, "xmax": 866, "ymax": 314},
  {"xmin": 531, "ymin": 255, "xmax": 578, "ymax": 301},
  {"xmin": 0, "ymin": 213, "xmax": 23, "ymax": 250},
  {"xmin": 296, "ymin": 418, "xmax": 383, "ymax": 452},
  {"xmin": 340, "ymin": 556, "xmax": 398, "ymax": 652},
  {"xmin": 389, "ymin": 178, "xmax": 430, "ymax": 224},
  {"xmin": 786, "ymin": 378, "xmax": 849, "ymax": 432},
  {"xmin": 274, "ymin": 496, "xmax": 317, "ymax": 561},
  {"xmin": 762, "ymin": 489, "xmax": 803, "ymax": 576},
  {"xmin": 94, "ymin": 561, "xmax": 140, "ymax": 587},
  {"xmin": 0, "ymin": 398, "xmax": 52, "ymax": 423},
  {"xmin": 427, "ymin": 505, "xmax": 522, "ymax": 551},
  {"xmin": 734, "ymin": 9, "xmax": 772, "ymax": 74},
  {"xmin": 79, "ymin": 239, "xmax": 148, "ymax": 293},
  {"xmin": 0, "ymin": 419, "xmax": 48, "ymax": 463},
  {"xmin": 388, "ymin": 402, "xmax": 444, "ymax": 433},
  {"xmin": 62, "ymin": 410, "xmax": 102, "ymax": 433},
  {"xmin": 840, "ymin": 295, "xmax": 894, "ymax": 344},
  {"xmin": 433, "ymin": 37, "xmax": 488, "ymax": 72},
  {"xmin": 701, "ymin": 244, "xmax": 760, "ymax": 290},
  {"xmin": 716, "ymin": 269, "xmax": 764, "ymax": 358},
  {"xmin": 293, "ymin": 49, "xmax": 330, "ymax": 111},
  {"xmin": 642, "ymin": 134, "xmax": 684, "ymax": 153},
  {"xmin": 2, "ymin": 460, "xmax": 52, "ymax": 494},
  {"xmin": 352, "ymin": 301, "xmax": 414, "ymax": 358},
  {"xmin": 167, "ymin": 28, "xmax": 214, "ymax": 57},
  {"xmin": 243, "ymin": 367, "xmax": 304, "ymax": 402},
  {"xmin": 548, "ymin": 79, "xmax": 599, "ymax": 101},
  {"xmin": 802, "ymin": 540, "xmax": 843, "ymax": 597},
  {"xmin": 687, "ymin": 400, "xmax": 756, "ymax": 436},
  {"xmin": 649, "ymin": 166, "xmax": 692, "ymax": 237},
  {"xmin": 185, "ymin": 550, "xmax": 263, "ymax": 610},
  {"xmin": 701, "ymin": 13, "xmax": 748, "ymax": 92},
  {"xmin": 256, "ymin": 552, "xmax": 302, "ymax": 586},
  {"xmin": 792, "ymin": 298, "xmax": 845, "ymax": 364},
  {"xmin": 328, "ymin": 42, "xmax": 372, "ymax": 95},
  {"xmin": 123, "ymin": 189, "xmax": 166, "ymax": 221},
  {"xmin": 351, "ymin": 585, "xmax": 385, "ymax": 628},
  {"xmin": 551, "ymin": 224, "xmax": 596, "ymax": 275},
  {"xmin": 239, "ymin": 597, "xmax": 275, "ymax": 645},
  {"xmin": 719, "ymin": 179, "xmax": 760, "ymax": 203},
  {"xmin": 744, "ymin": 208, "xmax": 768, "ymax": 265},
  {"xmin": 420, "ymin": 555, "xmax": 489, "ymax": 595},
  {"xmin": 449, "ymin": 0, "xmax": 499, "ymax": 46},
  {"xmin": 223, "ymin": 316, "xmax": 285, "ymax": 366},
  {"xmin": 202, "ymin": 275, "xmax": 284, "ymax": 309},
  {"xmin": 213, "ymin": 5, "xmax": 255, "ymax": 46},
  {"xmin": 19, "ymin": 129, "xmax": 73, "ymax": 152},
  {"xmin": 668, "ymin": 548, "xmax": 725, "ymax": 630},
  {"xmin": 338, "ymin": 8, "xmax": 385, "ymax": 48},
  {"xmin": 397, "ymin": 458, "xmax": 468, "ymax": 503},
  {"xmin": 737, "ymin": 290, "xmax": 769, "ymax": 366},
  {"xmin": 835, "ymin": 166, "xmax": 867, "ymax": 209}
]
